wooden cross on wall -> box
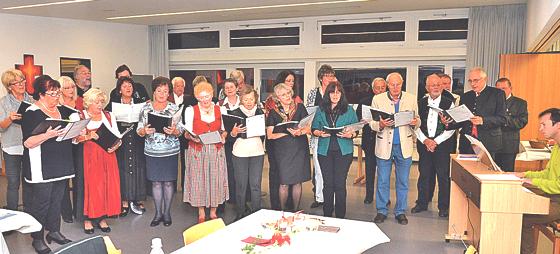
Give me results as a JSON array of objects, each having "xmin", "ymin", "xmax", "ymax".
[{"xmin": 15, "ymin": 54, "xmax": 43, "ymax": 94}]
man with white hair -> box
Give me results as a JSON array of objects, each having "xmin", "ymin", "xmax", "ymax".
[
  {"xmin": 170, "ymin": 77, "xmax": 185, "ymax": 105},
  {"xmin": 73, "ymin": 65, "xmax": 91, "ymax": 97},
  {"xmin": 370, "ymin": 72, "xmax": 420, "ymax": 225},
  {"xmin": 444, "ymin": 67, "xmax": 506, "ymax": 159}
]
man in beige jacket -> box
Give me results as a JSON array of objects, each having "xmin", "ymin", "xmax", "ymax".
[{"xmin": 370, "ymin": 72, "xmax": 420, "ymax": 225}]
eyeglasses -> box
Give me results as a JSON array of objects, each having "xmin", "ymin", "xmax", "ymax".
[
  {"xmin": 44, "ymin": 91, "xmax": 62, "ymax": 97},
  {"xmin": 196, "ymin": 94, "xmax": 212, "ymax": 101},
  {"xmin": 467, "ymin": 78, "xmax": 482, "ymax": 84},
  {"xmin": 10, "ymin": 79, "xmax": 26, "ymax": 87}
]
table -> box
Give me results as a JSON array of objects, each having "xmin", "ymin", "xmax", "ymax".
[
  {"xmin": 0, "ymin": 209, "xmax": 42, "ymax": 254},
  {"xmin": 173, "ymin": 209, "xmax": 390, "ymax": 254},
  {"xmin": 516, "ymin": 141, "xmax": 551, "ymax": 171}
]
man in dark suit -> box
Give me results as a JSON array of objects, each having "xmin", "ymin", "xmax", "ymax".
[
  {"xmin": 356, "ymin": 77, "xmax": 386, "ymax": 204},
  {"xmin": 494, "ymin": 78, "xmax": 528, "ymax": 172},
  {"xmin": 412, "ymin": 74, "xmax": 456, "ymax": 217},
  {"xmin": 445, "ymin": 67, "xmax": 506, "ymax": 159},
  {"xmin": 109, "ymin": 64, "xmax": 149, "ymax": 102}
]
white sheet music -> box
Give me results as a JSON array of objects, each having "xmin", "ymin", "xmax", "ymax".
[
  {"xmin": 246, "ymin": 114, "xmax": 266, "ymax": 138},
  {"xmin": 112, "ymin": 102, "xmax": 146, "ymax": 123},
  {"xmin": 297, "ymin": 112, "xmax": 316, "ymax": 129},
  {"xmin": 447, "ymin": 104, "xmax": 474, "ymax": 123},
  {"xmin": 56, "ymin": 119, "xmax": 91, "ymax": 141},
  {"xmin": 199, "ymin": 131, "xmax": 222, "ymax": 144},
  {"xmin": 361, "ymin": 105, "xmax": 373, "ymax": 121},
  {"xmin": 394, "ymin": 111, "xmax": 414, "ymax": 127},
  {"xmin": 465, "ymin": 134, "xmax": 502, "ymax": 171}
]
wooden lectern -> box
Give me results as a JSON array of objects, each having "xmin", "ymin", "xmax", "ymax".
[{"xmin": 446, "ymin": 155, "xmax": 550, "ymax": 253}]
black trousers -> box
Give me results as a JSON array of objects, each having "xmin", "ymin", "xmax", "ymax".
[
  {"xmin": 363, "ymin": 148, "xmax": 377, "ymax": 200},
  {"xmin": 318, "ymin": 150, "xmax": 353, "ymax": 218},
  {"xmin": 267, "ymin": 141, "xmax": 280, "ymax": 210},
  {"xmin": 495, "ymin": 152, "xmax": 517, "ymax": 172},
  {"xmin": 416, "ymin": 145, "xmax": 451, "ymax": 210},
  {"xmin": 29, "ymin": 180, "xmax": 66, "ymax": 240},
  {"xmin": 60, "ymin": 179, "xmax": 75, "ymax": 220},
  {"xmin": 225, "ymin": 142, "xmax": 236, "ymax": 203}
]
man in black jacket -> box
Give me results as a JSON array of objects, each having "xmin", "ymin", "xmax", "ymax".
[
  {"xmin": 412, "ymin": 74, "xmax": 456, "ymax": 217},
  {"xmin": 445, "ymin": 67, "xmax": 506, "ymax": 159},
  {"xmin": 494, "ymin": 78, "xmax": 528, "ymax": 172},
  {"xmin": 357, "ymin": 77, "xmax": 386, "ymax": 204}
]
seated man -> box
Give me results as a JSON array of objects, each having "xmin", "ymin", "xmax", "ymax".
[{"xmin": 515, "ymin": 108, "xmax": 560, "ymax": 254}]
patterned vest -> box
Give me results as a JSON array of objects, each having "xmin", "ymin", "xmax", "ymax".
[{"xmin": 189, "ymin": 105, "xmax": 223, "ymax": 151}]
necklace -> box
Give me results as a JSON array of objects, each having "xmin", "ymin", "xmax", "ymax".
[
  {"xmin": 39, "ymin": 101, "xmax": 57, "ymax": 113},
  {"xmin": 201, "ymin": 105, "xmax": 213, "ymax": 114}
]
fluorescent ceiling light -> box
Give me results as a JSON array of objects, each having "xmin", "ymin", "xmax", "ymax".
[
  {"xmin": 2, "ymin": 0, "xmax": 94, "ymax": 10},
  {"xmin": 108, "ymin": 0, "xmax": 369, "ymax": 20}
]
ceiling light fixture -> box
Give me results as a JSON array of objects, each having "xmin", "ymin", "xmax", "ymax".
[
  {"xmin": 107, "ymin": 0, "xmax": 369, "ymax": 20},
  {"xmin": 2, "ymin": 0, "xmax": 94, "ymax": 10}
]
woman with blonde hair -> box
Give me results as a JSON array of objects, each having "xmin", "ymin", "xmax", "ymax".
[
  {"xmin": 183, "ymin": 81, "xmax": 229, "ymax": 223},
  {"xmin": 0, "ymin": 69, "xmax": 34, "ymax": 212},
  {"xmin": 57, "ymin": 76, "xmax": 83, "ymax": 110},
  {"xmin": 74, "ymin": 88, "xmax": 122, "ymax": 234}
]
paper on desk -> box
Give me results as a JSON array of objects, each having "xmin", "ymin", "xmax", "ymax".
[{"xmin": 473, "ymin": 174, "xmax": 521, "ymax": 181}]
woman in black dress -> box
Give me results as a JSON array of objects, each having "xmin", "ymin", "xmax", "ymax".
[
  {"xmin": 266, "ymin": 83, "xmax": 311, "ymax": 211},
  {"xmin": 106, "ymin": 76, "xmax": 147, "ymax": 216}
]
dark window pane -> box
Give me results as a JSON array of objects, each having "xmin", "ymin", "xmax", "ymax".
[
  {"xmin": 418, "ymin": 31, "xmax": 468, "ymax": 41},
  {"xmin": 419, "ymin": 19, "xmax": 468, "ymax": 31},
  {"xmin": 418, "ymin": 18, "xmax": 468, "ymax": 41},
  {"xmin": 168, "ymin": 31, "xmax": 220, "ymax": 50},
  {"xmin": 321, "ymin": 21, "xmax": 406, "ymax": 44},
  {"xmin": 452, "ymin": 67, "xmax": 466, "ymax": 96},
  {"xmin": 230, "ymin": 37, "xmax": 299, "ymax": 47},
  {"xmin": 322, "ymin": 32, "xmax": 405, "ymax": 44},
  {"xmin": 229, "ymin": 27, "xmax": 300, "ymax": 47},
  {"xmin": 333, "ymin": 68, "xmax": 407, "ymax": 104}
]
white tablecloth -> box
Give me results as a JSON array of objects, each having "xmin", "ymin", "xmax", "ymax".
[
  {"xmin": 172, "ymin": 209, "xmax": 390, "ymax": 254},
  {"xmin": 0, "ymin": 209, "xmax": 42, "ymax": 254}
]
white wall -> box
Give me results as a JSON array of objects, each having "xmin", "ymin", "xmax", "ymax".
[
  {"xmin": 526, "ymin": 0, "xmax": 560, "ymax": 51},
  {"xmin": 0, "ymin": 13, "xmax": 149, "ymax": 95}
]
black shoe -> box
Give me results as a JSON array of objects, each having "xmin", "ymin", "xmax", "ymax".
[
  {"xmin": 46, "ymin": 231, "xmax": 72, "ymax": 245},
  {"xmin": 163, "ymin": 219, "xmax": 172, "ymax": 227},
  {"xmin": 120, "ymin": 206, "xmax": 129, "ymax": 217},
  {"xmin": 310, "ymin": 201, "xmax": 323, "ymax": 208},
  {"xmin": 150, "ymin": 217, "xmax": 162, "ymax": 227},
  {"xmin": 134, "ymin": 202, "xmax": 146, "ymax": 212},
  {"xmin": 83, "ymin": 222, "xmax": 94, "ymax": 234},
  {"xmin": 439, "ymin": 209, "xmax": 449, "ymax": 218},
  {"xmin": 130, "ymin": 201, "xmax": 144, "ymax": 215},
  {"xmin": 364, "ymin": 196, "xmax": 373, "ymax": 204},
  {"xmin": 62, "ymin": 216, "xmax": 73, "ymax": 223},
  {"xmin": 396, "ymin": 214, "xmax": 408, "ymax": 225},
  {"xmin": 32, "ymin": 239, "xmax": 51, "ymax": 254},
  {"xmin": 411, "ymin": 205, "xmax": 428, "ymax": 214},
  {"xmin": 96, "ymin": 221, "xmax": 111, "ymax": 233},
  {"xmin": 373, "ymin": 213, "xmax": 387, "ymax": 223}
]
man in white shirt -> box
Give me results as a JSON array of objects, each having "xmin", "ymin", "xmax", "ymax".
[
  {"xmin": 412, "ymin": 74, "xmax": 455, "ymax": 217},
  {"xmin": 171, "ymin": 77, "xmax": 185, "ymax": 106}
]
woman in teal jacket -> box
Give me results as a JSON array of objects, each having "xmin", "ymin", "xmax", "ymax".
[{"xmin": 311, "ymin": 81, "xmax": 358, "ymax": 218}]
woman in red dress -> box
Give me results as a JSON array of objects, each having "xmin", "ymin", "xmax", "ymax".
[{"xmin": 75, "ymin": 88, "xmax": 122, "ymax": 234}]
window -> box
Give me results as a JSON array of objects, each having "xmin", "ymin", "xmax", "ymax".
[
  {"xmin": 452, "ymin": 67, "xmax": 466, "ymax": 95},
  {"xmin": 417, "ymin": 65, "xmax": 445, "ymax": 100},
  {"xmin": 321, "ymin": 21, "xmax": 406, "ymax": 44},
  {"xmin": 168, "ymin": 31, "xmax": 220, "ymax": 50},
  {"xmin": 229, "ymin": 27, "xmax": 300, "ymax": 47},
  {"xmin": 333, "ymin": 68, "xmax": 407, "ymax": 104},
  {"xmin": 418, "ymin": 18, "xmax": 468, "ymax": 41},
  {"xmin": 260, "ymin": 69, "xmax": 304, "ymax": 101},
  {"xmin": 169, "ymin": 70, "xmax": 226, "ymax": 97}
]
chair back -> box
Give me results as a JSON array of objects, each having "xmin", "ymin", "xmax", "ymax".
[
  {"xmin": 183, "ymin": 218, "xmax": 226, "ymax": 245},
  {"xmin": 53, "ymin": 235, "xmax": 120, "ymax": 254}
]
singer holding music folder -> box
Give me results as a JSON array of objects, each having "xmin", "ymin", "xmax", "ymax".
[
  {"xmin": 182, "ymin": 81, "xmax": 229, "ymax": 223},
  {"xmin": 311, "ymin": 82, "xmax": 358, "ymax": 219},
  {"xmin": 73, "ymin": 88, "xmax": 121, "ymax": 235},
  {"xmin": 137, "ymin": 77, "xmax": 184, "ymax": 227},
  {"xmin": 21, "ymin": 75, "xmax": 75, "ymax": 254},
  {"xmin": 266, "ymin": 83, "xmax": 311, "ymax": 212}
]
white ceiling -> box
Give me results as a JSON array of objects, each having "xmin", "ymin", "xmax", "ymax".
[{"xmin": 0, "ymin": 0, "xmax": 526, "ymax": 25}]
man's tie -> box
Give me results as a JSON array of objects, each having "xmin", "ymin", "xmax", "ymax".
[{"xmin": 471, "ymin": 124, "xmax": 478, "ymax": 138}]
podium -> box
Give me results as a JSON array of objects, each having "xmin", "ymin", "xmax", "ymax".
[{"xmin": 446, "ymin": 155, "xmax": 550, "ymax": 253}]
